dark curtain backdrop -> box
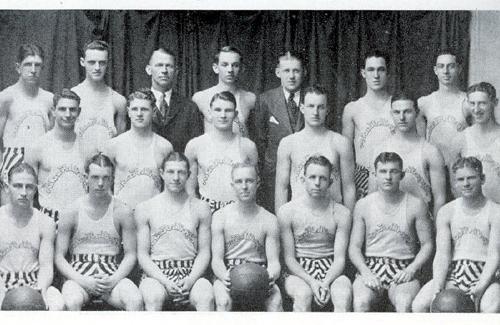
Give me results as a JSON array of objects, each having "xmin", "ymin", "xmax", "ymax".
[{"xmin": 0, "ymin": 10, "xmax": 470, "ymax": 132}]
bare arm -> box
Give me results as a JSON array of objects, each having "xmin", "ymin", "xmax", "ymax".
[
  {"xmin": 211, "ymin": 211, "xmax": 228, "ymax": 281},
  {"xmin": 338, "ymin": 136, "xmax": 356, "ymax": 211},
  {"xmin": 0, "ymin": 93, "xmax": 11, "ymax": 153},
  {"xmin": 265, "ymin": 215, "xmax": 281, "ymax": 282},
  {"xmin": 432, "ymin": 207, "xmax": 452, "ymax": 293},
  {"xmin": 416, "ymin": 98, "xmax": 427, "ymax": 138},
  {"xmin": 427, "ymin": 144, "xmax": 447, "ymax": 217},
  {"xmin": 244, "ymin": 139, "xmax": 259, "ymax": 165},
  {"xmin": 184, "ymin": 139, "xmax": 199, "ymax": 197},
  {"xmin": 348, "ymin": 201, "xmax": 372, "ymax": 277},
  {"xmin": 38, "ymin": 216, "xmax": 57, "ymax": 293},
  {"xmin": 113, "ymin": 94, "xmax": 127, "ymax": 135},
  {"xmin": 23, "ymin": 142, "xmax": 42, "ymax": 178},
  {"xmin": 323, "ymin": 208, "xmax": 352, "ymax": 285},
  {"xmin": 110, "ymin": 204, "xmax": 137, "ymax": 283},
  {"xmin": 341, "ymin": 104, "xmax": 355, "ymax": 142},
  {"xmin": 274, "ymin": 138, "xmax": 291, "ymax": 212},
  {"xmin": 186, "ymin": 201, "xmax": 212, "ymax": 283}
]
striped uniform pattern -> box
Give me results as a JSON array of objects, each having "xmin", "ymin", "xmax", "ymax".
[
  {"xmin": 225, "ymin": 258, "xmax": 267, "ymax": 271},
  {"xmin": 0, "ymin": 270, "xmax": 39, "ymax": 291},
  {"xmin": 446, "ymin": 260, "xmax": 498, "ymax": 292},
  {"xmin": 298, "ymin": 256, "xmax": 334, "ymax": 281},
  {"xmin": 142, "ymin": 259, "xmax": 194, "ymax": 283},
  {"xmin": 38, "ymin": 206, "xmax": 59, "ymax": 224},
  {"xmin": 200, "ymin": 195, "xmax": 234, "ymax": 214},
  {"xmin": 70, "ymin": 254, "xmax": 118, "ymax": 277},
  {"xmin": 0, "ymin": 147, "xmax": 24, "ymax": 187},
  {"xmin": 365, "ymin": 256, "xmax": 412, "ymax": 289},
  {"xmin": 354, "ymin": 164, "xmax": 369, "ymax": 199}
]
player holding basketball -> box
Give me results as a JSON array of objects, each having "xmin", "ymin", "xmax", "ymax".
[
  {"xmin": 185, "ymin": 91, "xmax": 258, "ymax": 213},
  {"xmin": 0, "ymin": 163, "xmax": 63, "ymax": 310},
  {"xmin": 211, "ymin": 162, "xmax": 282, "ymax": 311},
  {"xmin": 55, "ymin": 154, "xmax": 143, "ymax": 311},
  {"xmin": 349, "ymin": 152, "xmax": 434, "ymax": 312},
  {"xmin": 278, "ymin": 155, "xmax": 352, "ymax": 311},
  {"xmin": 412, "ymin": 157, "xmax": 500, "ymax": 313}
]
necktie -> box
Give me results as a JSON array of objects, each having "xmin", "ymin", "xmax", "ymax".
[
  {"xmin": 156, "ymin": 92, "xmax": 170, "ymax": 123},
  {"xmin": 287, "ymin": 92, "xmax": 299, "ymax": 129}
]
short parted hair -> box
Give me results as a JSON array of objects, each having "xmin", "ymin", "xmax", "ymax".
[
  {"xmin": 373, "ymin": 152, "xmax": 403, "ymax": 171},
  {"xmin": 7, "ymin": 162, "xmax": 37, "ymax": 184},
  {"xmin": 435, "ymin": 48, "xmax": 461, "ymax": 65},
  {"xmin": 231, "ymin": 160, "xmax": 260, "ymax": 181},
  {"xmin": 391, "ymin": 90, "xmax": 418, "ymax": 111},
  {"xmin": 303, "ymin": 84, "xmax": 327, "ymax": 98},
  {"xmin": 467, "ymin": 82, "xmax": 497, "ymax": 102},
  {"xmin": 363, "ymin": 49, "xmax": 390, "ymax": 67},
  {"xmin": 209, "ymin": 91, "xmax": 237, "ymax": 109},
  {"xmin": 84, "ymin": 153, "xmax": 115, "ymax": 175},
  {"xmin": 303, "ymin": 155, "xmax": 333, "ymax": 176},
  {"xmin": 214, "ymin": 46, "xmax": 242, "ymax": 64},
  {"xmin": 277, "ymin": 50, "xmax": 305, "ymax": 67},
  {"xmin": 452, "ymin": 156, "xmax": 483, "ymax": 176},
  {"xmin": 127, "ymin": 88, "xmax": 156, "ymax": 109},
  {"xmin": 17, "ymin": 44, "xmax": 45, "ymax": 63},
  {"xmin": 161, "ymin": 151, "xmax": 190, "ymax": 173},
  {"xmin": 82, "ymin": 40, "xmax": 109, "ymax": 57},
  {"xmin": 53, "ymin": 88, "xmax": 81, "ymax": 107}
]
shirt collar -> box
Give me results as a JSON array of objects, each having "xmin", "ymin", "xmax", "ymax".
[
  {"xmin": 151, "ymin": 87, "xmax": 173, "ymax": 106},
  {"xmin": 282, "ymin": 88, "xmax": 300, "ymax": 106}
]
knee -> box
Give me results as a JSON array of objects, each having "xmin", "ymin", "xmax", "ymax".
[
  {"xmin": 393, "ymin": 295, "xmax": 414, "ymax": 313},
  {"xmin": 480, "ymin": 298, "xmax": 500, "ymax": 313},
  {"xmin": 267, "ymin": 288, "xmax": 283, "ymax": 312},
  {"xmin": 63, "ymin": 294, "xmax": 83, "ymax": 311},
  {"xmin": 353, "ymin": 294, "xmax": 372, "ymax": 312},
  {"xmin": 48, "ymin": 297, "xmax": 66, "ymax": 311},
  {"xmin": 215, "ymin": 293, "xmax": 231, "ymax": 311},
  {"xmin": 123, "ymin": 292, "xmax": 144, "ymax": 311},
  {"xmin": 291, "ymin": 288, "xmax": 313, "ymax": 306},
  {"xmin": 142, "ymin": 290, "xmax": 165, "ymax": 311},
  {"xmin": 411, "ymin": 295, "xmax": 429, "ymax": 313},
  {"xmin": 193, "ymin": 290, "xmax": 215, "ymax": 310}
]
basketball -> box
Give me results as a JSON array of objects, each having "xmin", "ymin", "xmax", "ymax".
[
  {"xmin": 1, "ymin": 287, "xmax": 46, "ymax": 311},
  {"xmin": 230, "ymin": 263, "xmax": 269, "ymax": 303},
  {"xmin": 431, "ymin": 288, "xmax": 476, "ymax": 313}
]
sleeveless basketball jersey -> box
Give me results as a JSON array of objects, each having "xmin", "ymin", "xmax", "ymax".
[
  {"xmin": 364, "ymin": 193, "xmax": 418, "ymax": 260},
  {"xmin": 424, "ymin": 92, "xmax": 467, "ymax": 167},
  {"xmin": 74, "ymin": 87, "xmax": 117, "ymax": 158},
  {"xmin": 0, "ymin": 208, "xmax": 42, "ymax": 274},
  {"xmin": 353, "ymin": 98, "xmax": 394, "ymax": 169},
  {"xmin": 3, "ymin": 110, "xmax": 49, "ymax": 149},
  {"xmin": 149, "ymin": 198, "xmax": 198, "ymax": 261},
  {"xmin": 289, "ymin": 132, "xmax": 342, "ymax": 204},
  {"xmin": 38, "ymin": 136, "xmax": 86, "ymax": 212},
  {"xmin": 224, "ymin": 207, "xmax": 267, "ymax": 264},
  {"xmin": 450, "ymin": 198, "xmax": 495, "ymax": 262},
  {"xmin": 197, "ymin": 134, "xmax": 245, "ymax": 203},
  {"xmin": 70, "ymin": 198, "xmax": 121, "ymax": 256},
  {"xmin": 463, "ymin": 129, "xmax": 500, "ymax": 204},
  {"xmin": 114, "ymin": 134, "xmax": 162, "ymax": 209}
]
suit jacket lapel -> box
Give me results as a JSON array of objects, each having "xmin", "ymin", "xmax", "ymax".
[
  {"xmin": 269, "ymin": 87, "xmax": 292, "ymax": 133},
  {"xmin": 163, "ymin": 92, "xmax": 182, "ymax": 126}
]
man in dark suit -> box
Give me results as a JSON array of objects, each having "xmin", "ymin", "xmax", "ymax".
[
  {"xmin": 249, "ymin": 51, "xmax": 306, "ymax": 213},
  {"xmin": 146, "ymin": 48, "xmax": 204, "ymax": 153}
]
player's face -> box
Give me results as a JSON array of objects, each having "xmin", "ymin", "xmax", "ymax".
[
  {"xmin": 7, "ymin": 171, "xmax": 37, "ymax": 208},
  {"xmin": 147, "ymin": 51, "xmax": 177, "ymax": 91},
  {"xmin": 362, "ymin": 56, "xmax": 388, "ymax": 91},
  {"xmin": 162, "ymin": 160, "xmax": 189, "ymax": 193},
  {"xmin": 213, "ymin": 52, "xmax": 241, "ymax": 85},
  {"xmin": 434, "ymin": 54, "xmax": 460, "ymax": 86},
  {"xmin": 231, "ymin": 166, "xmax": 259, "ymax": 202},
  {"xmin": 276, "ymin": 58, "xmax": 304, "ymax": 93},
  {"xmin": 467, "ymin": 91, "xmax": 495, "ymax": 125},
  {"xmin": 16, "ymin": 55, "xmax": 43, "ymax": 84},
  {"xmin": 302, "ymin": 164, "xmax": 332, "ymax": 198},
  {"xmin": 375, "ymin": 161, "xmax": 403, "ymax": 192},
  {"xmin": 454, "ymin": 166, "xmax": 484, "ymax": 198},
  {"xmin": 301, "ymin": 93, "xmax": 328, "ymax": 127},
  {"xmin": 209, "ymin": 98, "xmax": 237, "ymax": 130},
  {"xmin": 53, "ymin": 98, "xmax": 80, "ymax": 130},
  {"xmin": 87, "ymin": 164, "xmax": 113, "ymax": 197},
  {"xmin": 391, "ymin": 99, "xmax": 417, "ymax": 132},
  {"xmin": 128, "ymin": 98, "xmax": 153, "ymax": 129},
  {"xmin": 81, "ymin": 49, "xmax": 108, "ymax": 81}
]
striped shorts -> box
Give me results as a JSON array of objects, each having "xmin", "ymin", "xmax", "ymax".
[
  {"xmin": 225, "ymin": 258, "xmax": 267, "ymax": 271},
  {"xmin": 0, "ymin": 147, "xmax": 24, "ymax": 187},
  {"xmin": 200, "ymin": 195, "xmax": 234, "ymax": 213},
  {"xmin": 354, "ymin": 164, "xmax": 369, "ymax": 199},
  {"xmin": 142, "ymin": 259, "xmax": 194, "ymax": 284},
  {"xmin": 70, "ymin": 254, "xmax": 119, "ymax": 277},
  {"xmin": 0, "ymin": 270, "xmax": 39, "ymax": 291},
  {"xmin": 364, "ymin": 256, "xmax": 413, "ymax": 289},
  {"xmin": 298, "ymin": 256, "xmax": 334, "ymax": 281},
  {"xmin": 447, "ymin": 260, "xmax": 500, "ymax": 292}
]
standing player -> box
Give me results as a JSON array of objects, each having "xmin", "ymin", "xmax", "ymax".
[
  {"xmin": 275, "ymin": 85, "xmax": 355, "ymax": 212},
  {"xmin": 349, "ymin": 152, "xmax": 434, "ymax": 312},
  {"xmin": 0, "ymin": 163, "xmax": 63, "ymax": 310},
  {"xmin": 211, "ymin": 162, "xmax": 282, "ymax": 311},
  {"xmin": 102, "ymin": 89, "xmax": 173, "ymax": 209},
  {"xmin": 368, "ymin": 92, "xmax": 446, "ymax": 218},
  {"xmin": 0, "ymin": 44, "xmax": 52, "ymax": 203},
  {"xmin": 278, "ymin": 155, "xmax": 352, "ymax": 312},
  {"xmin": 250, "ymin": 50, "xmax": 306, "ymax": 213},
  {"xmin": 412, "ymin": 157, "xmax": 500, "ymax": 313},
  {"xmin": 55, "ymin": 154, "xmax": 143, "ymax": 311},
  {"xmin": 458, "ymin": 82, "xmax": 500, "ymax": 204},
  {"xmin": 192, "ymin": 46, "xmax": 256, "ymax": 136},
  {"xmin": 136, "ymin": 152, "xmax": 214, "ymax": 311},
  {"xmin": 72, "ymin": 40, "xmax": 127, "ymax": 159},
  {"xmin": 146, "ymin": 48, "xmax": 203, "ymax": 153},
  {"xmin": 24, "ymin": 89, "xmax": 87, "ymax": 220},
  {"xmin": 185, "ymin": 91, "xmax": 258, "ymax": 213},
  {"xmin": 342, "ymin": 50, "xmax": 394, "ymax": 199}
]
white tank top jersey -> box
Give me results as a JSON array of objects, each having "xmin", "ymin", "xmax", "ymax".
[{"xmin": 3, "ymin": 109, "xmax": 49, "ymax": 149}]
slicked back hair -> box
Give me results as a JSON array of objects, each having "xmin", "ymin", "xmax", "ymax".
[
  {"xmin": 53, "ymin": 88, "xmax": 81, "ymax": 107},
  {"xmin": 214, "ymin": 46, "xmax": 242, "ymax": 64},
  {"xmin": 452, "ymin": 156, "xmax": 483, "ymax": 176},
  {"xmin": 17, "ymin": 43, "xmax": 44, "ymax": 63},
  {"xmin": 373, "ymin": 152, "xmax": 403, "ymax": 171},
  {"xmin": 303, "ymin": 155, "xmax": 333, "ymax": 176}
]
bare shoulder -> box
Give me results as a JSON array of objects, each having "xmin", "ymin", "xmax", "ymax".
[
  {"xmin": 0, "ymin": 85, "xmax": 14, "ymax": 107},
  {"xmin": 38, "ymin": 88, "xmax": 54, "ymax": 104},
  {"xmin": 333, "ymin": 202, "xmax": 351, "ymax": 221},
  {"xmin": 70, "ymin": 83, "xmax": 84, "ymax": 94},
  {"xmin": 114, "ymin": 198, "xmax": 134, "ymax": 220},
  {"xmin": 241, "ymin": 136, "xmax": 257, "ymax": 151},
  {"xmin": 241, "ymin": 90, "xmax": 256, "ymax": 103},
  {"xmin": 343, "ymin": 98, "xmax": 361, "ymax": 115},
  {"xmin": 436, "ymin": 200, "xmax": 455, "ymax": 222},
  {"xmin": 407, "ymin": 193, "xmax": 428, "ymax": 217},
  {"xmin": 330, "ymin": 131, "xmax": 351, "ymax": 150},
  {"xmin": 191, "ymin": 197, "xmax": 211, "ymax": 219},
  {"xmin": 353, "ymin": 194, "xmax": 371, "ymax": 216},
  {"xmin": 277, "ymin": 200, "xmax": 294, "ymax": 218},
  {"xmin": 423, "ymin": 141, "xmax": 442, "ymax": 160},
  {"xmin": 111, "ymin": 89, "xmax": 127, "ymax": 109},
  {"xmin": 192, "ymin": 87, "xmax": 215, "ymax": 104},
  {"xmin": 260, "ymin": 208, "xmax": 279, "ymax": 229},
  {"xmin": 155, "ymin": 134, "xmax": 173, "ymax": 152},
  {"xmin": 417, "ymin": 93, "xmax": 432, "ymax": 114}
]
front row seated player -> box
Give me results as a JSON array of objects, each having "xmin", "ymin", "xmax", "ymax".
[
  {"xmin": 412, "ymin": 157, "xmax": 500, "ymax": 313},
  {"xmin": 136, "ymin": 152, "xmax": 214, "ymax": 311},
  {"xmin": 211, "ymin": 162, "xmax": 283, "ymax": 311},
  {"xmin": 349, "ymin": 152, "xmax": 434, "ymax": 312},
  {"xmin": 278, "ymin": 155, "xmax": 352, "ymax": 311},
  {"xmin": 0, "ymin": 162, "xmax": 64, "ymax": 310},
  {"xmin": 55, "ymin": 153, "xmax": 143, "ymax": 311}
]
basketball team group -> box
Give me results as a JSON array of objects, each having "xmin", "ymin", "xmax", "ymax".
[{"xmin": 0, "ymin": 39, "xmax": 499, "ymax": 313}]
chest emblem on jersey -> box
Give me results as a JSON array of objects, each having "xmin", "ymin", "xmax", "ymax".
[
  {"xmin": 474, "ymin": 154, "xmax": 500, "ymax": 178},
  {"xmin": 453, "ymin": 227, "xmax": 489, "ymax": 246},
  {"xmin": 295, "ymin": 225, "xmax": 335, "ymax": 245},
  {"xmin": 0, "ymin": 241, "xmax": 39, "ymax": 262},
  {"xmin": 151, "ymin": 223, "xmax": 198, "ymax": 249},
  {"xmin": 226, "ymin": 232, "xmax": 265, "ymax": 258},
  {"xmin": 366, "ymin": 223, "xmax": 415, "ymax": 248},
  {"xmin": 77, "ymin": 117, "xmax": 115, "ymax": 138},
  {"xmin": 359, "ymin": 119, "xmax": 393, "ymax": 149},
  {"xmin": 40, "ymin": 165, "xmax": 86, "ymax": 194},
  {"xmin": 115, "ymin": 168, "xmax": 162, "ymax": 194},
  {"xmin": 427, "ymin": 115, "xmax": 465, "ymax": 139},
  {"xmin": 12, "ymin": 110, "xmax": 48, "ymax": 137},
  {"xmin": 71, "ymin": 231, "xmax": 121, "ymax": 252},
  {"xmin": 201, "ymin": 158, "xmax": 235, "ymax": 186}
]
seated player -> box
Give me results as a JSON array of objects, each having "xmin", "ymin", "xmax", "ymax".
[
  {"xmin": 185, "ymin": 91, "xmax": 258, "ymax": 213},
  {"xmin": 412, "ymin": 157, "xmax": 500, "ymax": 313},
  {"xmin": 211, "ymin": 162, "xmax": 282, "ymax": 311},
  {"xmin": 136, "ymin": 152, "xmax": 214, "ymax": 311},
  {"xmin": 55, "ymin": 154, "xmax": 143, "ymax": 311},
  {"xmin": 349, "ymin": 152, "xmax": 434, "ymax": 312},
  {"xmin": 0, "ymin": 163, "xmax": 63, "ymax": 310},
  {"xmin": 278, "ymin": 155, "xmax": 352, "ymax": 311}
]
